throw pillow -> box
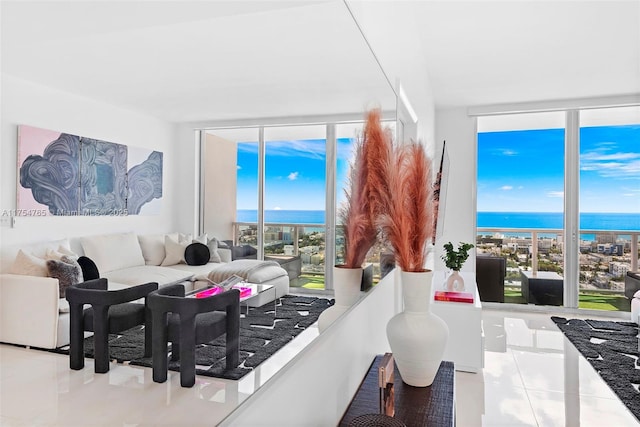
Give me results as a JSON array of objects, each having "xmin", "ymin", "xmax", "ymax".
[
  {"xmin": 77, "ymin": 256, "xmax": 100, "ymax": 281},
  {"xmin": 138, "ymin": 234, "xmax": 166, "ymax": 266},
  {"xmin": 57, "ymin": 245, "xmax": 79, "ymax": 260},
  {"xmin": 45, "ymin": 248, "xmax": 65, "ymax": 261},
  {"xmin": 193, "ymin": 233, "xmax": 208, "ymax": 245},
  {"xmin": 207, "ymin": 237, "xmax": 222, "ymax": 263},
  {"xmin": 47, "ymin": 255, "xmax": 84, "ymax": 298},
  {"xmin": 161, "ymin": 235, "xmax": 189, "ymax": 266},
  {"xmin": 184, "ymin": 243, "xmax": 211, "ymax": 266},
  {"xmin": 10, "ymin": 250, "xmax": 48, "ymax": 277},
  {"xmin": 179, "ymin": 233, "xmax": 193, "ymax": 243}
]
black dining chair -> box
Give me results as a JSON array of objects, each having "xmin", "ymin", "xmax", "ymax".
[
  {"xmin": 147, "ymin": 284, "xmax": 240, "ymax": 387},
  {"xmin": 66, "ymin": 278, "xmax": 158, "ymax": 373}
]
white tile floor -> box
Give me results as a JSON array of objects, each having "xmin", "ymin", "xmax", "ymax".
[
  {"xmin": 456, "ymin": 310, "xmax": 639, "ymax": 427},
  {"xmin": 0, "ymin": 309, "xmax": 637, "ymax": 426}
]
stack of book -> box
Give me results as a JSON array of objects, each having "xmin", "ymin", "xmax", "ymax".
[{"xmin": 434, "ymin": 291, "xmax": 474, "ymax": 303}]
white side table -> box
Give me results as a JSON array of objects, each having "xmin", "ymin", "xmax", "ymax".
[{"xmin": 430, "ymin": 271, "xmax": 484, "ymax": 373}]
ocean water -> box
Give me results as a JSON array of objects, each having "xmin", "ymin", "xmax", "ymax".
[
  {"xmin": 237, "ymin": 209, "xmax": 325, "ymax": 225},
  {"xmin": 477, "ymin": 212, "xmax": 640, "ymax": 232},
  {"xmin": 237, "ymin": 209, "xmax": 640, "ymax": 232}
]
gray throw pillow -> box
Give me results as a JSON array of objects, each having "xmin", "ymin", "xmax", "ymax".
[
  {"xmin": 47, "ymin": 255, "xmax": 84, "ymax": 298},
  {"xmin": 207, "ymin": 237, "xmax": 222, "ymax": 263}
]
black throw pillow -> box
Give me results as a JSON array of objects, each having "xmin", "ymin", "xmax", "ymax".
[
  {"xmin": 185, "ymin": 243, "xmax": 211, "ymax": 266},
  {"xmin": 77, "ymin": 256, "xmax": 100, "ymax": 281}
]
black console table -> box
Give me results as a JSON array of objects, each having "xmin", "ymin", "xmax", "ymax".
[{"xmin": 339, "ymin": 355, "xmax": 455, "ymax": 427}]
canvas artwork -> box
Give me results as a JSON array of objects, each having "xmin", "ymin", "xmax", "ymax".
[{"xmin": 17, "ymin": 124, "xmax": 163, "ymax": 216}]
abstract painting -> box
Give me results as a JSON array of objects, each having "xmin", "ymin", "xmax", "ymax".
[{"xmin": 17, "ymin": 124, "xmax": 163, "ymax": 216}]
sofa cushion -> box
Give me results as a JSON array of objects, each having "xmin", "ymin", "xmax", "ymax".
[
  {"xmin": 102, "ymin": 265, "xmax": 193, "ymax": 287},
  {"xmin": 25, "ymin": 238, "xmax": 72, "ymax": 259},
  {"xmin": 59, "ymin": 298, "xmax": 70, "ymax": 313},
  {"xmin": 46, "ymin": 256, "xmax": 83, "ymax": 298},
  {"xmin": 170, "ymin": 262, "xmax": 226, "ymax": 277},
  {"xmin": 81, "ymin": 232, "xmax": 145, "ymax": 273}
]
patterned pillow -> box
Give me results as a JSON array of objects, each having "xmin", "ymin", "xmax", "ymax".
[{"xmin": 47, "ymin": 255, "xmax": 84, "ymax": 298}]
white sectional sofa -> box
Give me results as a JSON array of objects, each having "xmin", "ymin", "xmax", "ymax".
[{"xmin": 0, "ymin": 232, "xmax": 289, "ymax": 349}]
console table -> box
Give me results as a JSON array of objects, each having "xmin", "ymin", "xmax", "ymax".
[
  {"xmin": 431, "ymin": 271, "xmax": 484, "ymax": 373},
  {"xmin": 339, "ymin": 355, "xmax": 455, "ymax": 427}
]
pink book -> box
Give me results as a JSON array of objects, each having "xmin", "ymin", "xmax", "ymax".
[
  {"xmin": 434, "ymin": 291, "xmax": 474, "ymax": 303},
  {"xmin": 194, "ymin": 284, "xmax": 253, "ymax": 299}
]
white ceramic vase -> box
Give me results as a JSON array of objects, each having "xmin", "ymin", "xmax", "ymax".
[
  {"xmin": 386, "ymin": 269, "xmax": 449, "ymax": 387},
  {"xmin": 445, "ymin": 270, "xmax": 465, "ymax": 291},
  {"xmin": 317, "ymin": 266, "xmax": 363, "ymax": 332}
]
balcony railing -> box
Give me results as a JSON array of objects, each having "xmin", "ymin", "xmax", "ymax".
[
  {"xmin": 232, "ymin": 221, "xmax": 386, "ymax": 285},
  {"xmin": 477, "ymin": 227, "xmax": 639, "ymax": 310}
]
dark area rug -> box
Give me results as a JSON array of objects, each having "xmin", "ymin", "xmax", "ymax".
[
  {"xmin": 53, "ymin": 295, "xmax": 332, "ymax": 380},
  {"xmin": 551, "ymin": 316, "xmax": 640, "ymax": 421}
]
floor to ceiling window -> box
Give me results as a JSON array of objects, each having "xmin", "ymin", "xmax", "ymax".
[
  {"xmin": 200, "ymin": 116, "xmax": 397, "ymax": 292},
  {"xmin": 262, "ymin": 125, "xmax": 327, "ymax": 289},
  {"xmin": 578, "ymin": 106, "xmax": 640, "ymax": 311},
  {"xmin": 476, "ymin": 105, "xmax": 639, "ymax": 312},
  {"xmin": 477, "ymin": 112, "xmax": 566, "ymax": 306}
]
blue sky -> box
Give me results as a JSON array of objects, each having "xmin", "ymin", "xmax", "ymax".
[
  {"xmin": 477, "ymin": 124, "xmax": 640, "ymax": 213},
  {"xmin": 236, "ymin": 138, "xmax": 355, "ymax": 210}
]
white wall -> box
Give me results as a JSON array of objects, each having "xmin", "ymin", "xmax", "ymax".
[
  {"xmin": 434, "ymin": 108, "xmax": 478, "ymax": 272},
  {"xmin": 0, "ymin": 74, "xmax": 183, "ymax": 249},
  {"xmin": 173, "ymin": 124, "xmax": 200, "ymax": 237},
  {"xmin": 347, "ymin": 1, "xmax": 436, "ymax": 154}
]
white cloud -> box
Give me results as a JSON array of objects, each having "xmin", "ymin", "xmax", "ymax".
[
  {"xmin": 237, "ymin": 165, "xmax": 242, "ymax": 170},
  {"xmin": 547, "ymin": 191, "xmax": 564, "ymax": 198},
  {"xmin": 500, "ymin": 185, "xmax": 513, "ymax": 191},
  {"xmin": 502, "ymin": 149, "xmax": 517, "ymax": 156},
  {"xmin": 287, "ymin": 172, "xmax": 299, "ymax": 181},
  {"xmin": 580, "ymin": 145, "xmax": 640, "ymax": 179},
  {"xmin": 273, "ymin": 207, "xmax": 281, "ymax": 210}
]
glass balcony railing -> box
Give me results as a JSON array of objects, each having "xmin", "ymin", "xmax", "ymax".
[{"xmin": 477, "ymin": 227, "xmax": 639, "ymax": 311}]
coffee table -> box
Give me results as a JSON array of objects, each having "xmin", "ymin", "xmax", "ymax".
[
  {"xmin": 239, "ymin": 283, "xmax": 277, "ymax": 316},
  {"xmin": 189, "ymin": 282, "xmax": 277, "ymax": 317}
]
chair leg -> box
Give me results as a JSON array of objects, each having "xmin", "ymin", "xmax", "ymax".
[
  {"xmin": 179, "ymin": 316, "xmax": 197, "ymax": 388},
  {"xmin": 93, "ymin": 305, "xmax": 111, "ymax": 374},
  {"xmin": 69, "ymin": 303, "xmax": 85, "ymax": 370},
  {"xmin": 226, "ymin": 306, "xmax": 240, "ymax": 370},
  {"xmin": 144, "ymin": 307, "xmax": 152, "ymax": 358},
  {"xmin": 170, "ymin": 340, "xmax": 180, "ymax": 361},
  {"xmin": 152, "ymin": 311, "xmax": 169, "ymax": 383}
]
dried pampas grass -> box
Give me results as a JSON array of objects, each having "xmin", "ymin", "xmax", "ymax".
[
  {"xmin": 378, "ymin": 142, "xmax": 434, "ymax": 272},
  {"xmin": 340, "ymin": 137, "xmax": 377, "ymax": 268}
]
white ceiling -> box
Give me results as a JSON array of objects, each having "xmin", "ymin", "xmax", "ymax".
[
  {"xmin": 402, "ymin": 0, "xmax": 640, "ymax": 108},
  {"xmin": 2, "ymin": 1, "xmax": 639, "ymax": 124}
]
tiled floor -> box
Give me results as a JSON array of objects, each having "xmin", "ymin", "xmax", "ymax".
[
  {"xmin": 456, "ymin": 310, "xmax": 638, "ymax": 426},
  {"xmin": 0, "ymin": 309, "xmax": 637, "ymax": 426}
]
